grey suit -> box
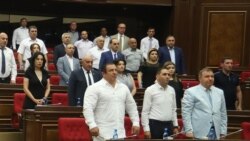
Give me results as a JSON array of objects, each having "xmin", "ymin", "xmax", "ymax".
[
  {"xmin": 56, "ymin": 55, "xmax": 80, "ymax": 86},
  {"xmin": 110, "ymin": 34, "xmax": 129, "ymax": 51},
  {"xmin": 182, "ymin": 84, "xmax": 227, "ymax": 139}
]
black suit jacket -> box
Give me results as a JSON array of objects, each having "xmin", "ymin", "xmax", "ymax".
[
  {"xmin": 99, "ymin": 51, "xmax": 125, "ymax": 70},
  {"xmin": 54, "ymin": 44, "xmax": 79, "ymax": 66},
  {"xmin": 68, "ymin": 68, "xmax": 102, "ymax": 106}
]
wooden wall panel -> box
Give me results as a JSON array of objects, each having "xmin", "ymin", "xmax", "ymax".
[{"xmin": 206, "ymin": 11, "xmax": 246, "ymax": 66}]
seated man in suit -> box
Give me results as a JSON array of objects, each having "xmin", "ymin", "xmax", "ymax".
[
  {"xmin": 68, "ymin": 55, "xmax": 102, "ymax": 106},
  {"xmin": 54, "ymin": 33, "xmax": 78, "ymax": 66},
  {"xmin": 99, "ymin": 38, "xmax": 125, "ymax": 69},
  {"xmin": 182, "ymin": 67, "xmax": 227, "ymax": 140},
  {"xmin": 57, "ymin": 44, "xmax": 80, "ymax": 86}
]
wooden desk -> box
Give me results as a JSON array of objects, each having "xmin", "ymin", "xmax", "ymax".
[{"xmin": 23, "ymin": 106, "xmax": 82, "ymax": 141}]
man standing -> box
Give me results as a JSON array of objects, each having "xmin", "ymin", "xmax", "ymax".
[
  {"xmin": 74, "ymin": 30, "xmax": 93, "ymax": 59},
  {"xmin": 0, "ymin": 32, "xmax": 17, "ymax": 84},
  {"xmin": 87, "ymin": 37, "xmax": 108, "ymax": 70},
  {"xmin": 99, "ymin": 38, "xmax": 125, "ymax": 69},
  {"xmin": 158, "ymin": 35, "xmax": 186, "ymax": 74},
  {"xmin": 17, "ymin": 25, "xmax": 48, "ymax": 70},
  {"xmin": 57, "ymin": 44, "xmax": 80, "ymax": 86},
  {"xmin": 182, "ymin": 67, "xmax": 227, "ymax": 140},
  {"xmin": 54, "ymin": 33, "xmax": 78, "ymax": 66},
  {"xmin": 111, "ymin": 23, "xmax": 129, "ymax": 51},
  {"xmin": 122, "ymin": 38, "xmax": 144, "ymax": 73},
  {"xmin": 140, "ymin": 27, "xmax": 160, "ymax": 60},
  {"xmin": 93, "ymin": 27, "xmax": 110, "ymax": 49},
  {"xmin": 141, "ymin": 67, "xmax": 178, "ymax": 139},
  {"xmin": 214, "ymin": 57, "xmax": 242, "ymax": 110},
  {"xmin": 83, "ymin": 63, "xmax": 140, "ymax": 140},
  {"xmin": 12, "ymin": 18, "xmax": 29, "ymax": 51},
  {"xmin": 68, "ymin": 55, "xmax": 102, "ymax": 106},
  {"xmin": 68, "ymin": 21, "xmax": 79, "ymax": 44}
]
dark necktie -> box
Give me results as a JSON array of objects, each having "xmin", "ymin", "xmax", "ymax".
[
  {"xmin": 87, "ymin": 71, "xmax": 92, "ymax": 85},
  {"xmin": 114, "ymin": 53, "xmax": 117, "ymax": 60},
  {"xmin": 1, "ymin": 48, "xmax": 5, "ymax": 74}
]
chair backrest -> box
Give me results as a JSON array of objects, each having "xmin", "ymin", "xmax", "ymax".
[
  {"xmin": 181, "ymin": 80, "xmax": 199, "ymax": 89},
  {"xmin": 240, "ymin": 71, "xmax": 250, "ymax": 82},
  {"xmin": 124, "ymin": 116, "xmax": 144, "ymax": 139},
  {"xmin": 241, "ymin": 122, "xmax": 250, "ymax": 140},
  {"xmin": 50, "ymin": 75, "xmax": 60, "ymax": 85},
  {"xmin": 14, "ymin": 93, "xmax": 25, "ymax": 113},
  {"xmin": 16, "ymin": 76, "xmax": 24, "ymax": 84},
  {"xmin": 48, "ymin": 54, "xmax": 54, "ymax": 62},
  {"xmin": 58, "ymin": 118, "xmax": 92, "ymax": 141},
  {"xmin": 48, "ymin": 63, "xmax": 56, "ymax": 71},
  {"xmin": 51, "ymin": 93, "xmax": 68, "ymax": 106}
]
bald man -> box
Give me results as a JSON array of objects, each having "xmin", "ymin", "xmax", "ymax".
[
  {"xmin": 68, "ymin": 55, "xmax": 102, "ymax": 106},
  {"xmin": 0, "ymin": 32, "xmax": 17, "ymax": 84}
]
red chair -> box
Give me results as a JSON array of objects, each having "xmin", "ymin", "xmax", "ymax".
[
  {"xmin": 16, "ymin": 76, "xmax": 24, "ymax": 84},
  {"xmin": 58, "ymin": 118, "xmax": 92, "ymax": 141},
  {"xmin": 240, "ymin": 71, "xmax": 250, "ymax": 82},
  {"xmin": 11, "ymin": 93, "xmax": 25, "ymax": 129},
  {"xmin": 48, "ymin": 63, "xmax": 56, "ymax": 71},
  {"xmin": 181, "ymin": 80, "xmax": 199, "ymax": 89},
  {"xmin": 50, "ymin": 75, "xmax": 60, "ymax": 85},
  {"xmin": 175, "ymin": 118, "xmax": 187, "ymax": 139},
  {"xmin": 124, "ymin": 116, "xmax": 144, "ymax": 139},
  {"xmin": 47, "ymin": 48, "xmax": 54, "ymax": 53},
  {"xmin": 241, "ymin": 122, "xmax": 250, "ymax": 140},
  {"xmin": 48, "ymin": 54, "xmax": 54, "ymax": 62},
  {"xmin": 51, "ymin": 93, "xmax": 68, "ymax": 106}
]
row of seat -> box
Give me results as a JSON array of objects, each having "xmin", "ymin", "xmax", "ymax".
[{"xmin": 16, "ymin": 75, "xmax": 60, "ymax": 85}]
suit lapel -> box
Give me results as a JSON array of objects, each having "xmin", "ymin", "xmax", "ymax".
[{"xmin": 64, "ymin": 56, "xmax": 72, "ymax": 71}]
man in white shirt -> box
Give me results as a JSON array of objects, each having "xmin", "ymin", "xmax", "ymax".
[
  {"xmin": 140, "ymin": 27, "xmax": 159, "ymax": 60},
  {"xmin": 17, "ymin": 25, "xmax": 48, "ymax": 70},
  {"xmin": 12, "ymin": 18, "xmax": 29, "ymax": 51},
  {"xmin": 74, "ymin": 30, "xmax": 93, "ymax": 59},
  {"xmin": 141, "ymin": 67, "xmax": 178, "ymax": 139},
  {"xmin": 93, "ymin": 27, "xmax": 110, "ymax": 49},
  {"xmin": 0, "ymin": 32, "xmax": 17, "ymax": 84},
  {"xmin": 84, "ymin": 63, "xmax": 140, "ymax": 141},
  {"xmin": 57, "ymin": 44, "xmax": 80, "ymax": 86},
  {"xmin": 87, "ymin": 37, "xmax": 108, "ymax": 70}
]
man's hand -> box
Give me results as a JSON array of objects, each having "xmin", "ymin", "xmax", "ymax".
[
  {"xmin": 131, "ymin": 126, "xmax": 140, "ymax": 135},
  {"xmin": 173, "ymin": 128, "xmax": 179, "ymax": 134},
  {"xmin": 90, "ymin": 127, "xmax": 99, "ymax": 136},
  {"xmin": 10, "ymin": 80, "xmax": 16, "ymax": 84},
  {"xmin": 185, "ymin": 132, "xmax": 194, "ymax": 139},
  {"xmin": 144, "ymin": 131, "xmax": 151, "ymax": 139}
]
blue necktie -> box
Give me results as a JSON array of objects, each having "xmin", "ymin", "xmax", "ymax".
[
  {"xmin": 1, "ymin": 48, "xmax": 5, "ymax": 74},
  {"xmin": 114, "ymin": 53, "xmax": 117, "ymax": 60},
  {"xmin": 149, "ymin": 38, "xmax": 152, "ymax": 49}
]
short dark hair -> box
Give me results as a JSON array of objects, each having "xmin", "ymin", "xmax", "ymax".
[
  {"xmin": 101, "ymin": 63, "xmax": 115, "ymax": 73},
  {"xmin": 113, "ymin": 59, "xmax": 126, "ymax": 66},
  {"xmin": 156, "ymin": 67, "xmax": 167, "ymax": 75},
  {"xmin": 29, "ymin": 52, "xmax": 46, "ymax": 71},
  {"xmin": 198, "ymin": 67, "xmax": 213, "ymax": 78},
  {"xmin": 20, "ymin": 18, "xmax": 27, "ymax": 22},
  {"xmin": 220, "ymin": 57, "xmax": 233, "ymax": 63},
  {"xmin": 28, "ymin": 25, "xmax": 37, "ymax": 32}
]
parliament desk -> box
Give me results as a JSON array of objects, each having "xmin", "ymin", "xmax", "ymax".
[
  {"xmin": 0, "ymin": 84, "xmax": 67, "ymax": 128},
  {"xmin": 23, "ymin": 106, "xmax": 82, "ymax": 141}
]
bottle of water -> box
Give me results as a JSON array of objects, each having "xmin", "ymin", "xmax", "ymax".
[
  {"xmin": 163, "ymin": 128, "xmax": 168, "ymax": 140},
  {"xmin": 76, "ymin": 97, "xmax": 81, "ymax": 107},
  {"xmin": 113, "ymin": 129, "xmax": 118, "ymax": 139}
]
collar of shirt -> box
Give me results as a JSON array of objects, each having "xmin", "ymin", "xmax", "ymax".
[
  {"xmin": 97, "ymin": 47, "xmax": 104, "ymax": 51},
  {"xmin": 63, "ymin": 43, "xmax": 67, "ymax": 48},
  {"xmin": 199, "ymin": 84, "xmax": 212, "ymax": 92},
  {"xmin": 168, "ymin": 46, "xmax": 175, "ymax": 50},
  {"xmin": 155, "ymin": 81, "xmax": 168, "ymax": 90},
  {"xmin": 102, "ymin": 78, "xmax": 120, "ymax": 89},
  {"xmin": 20, "ymin": 26, "xmax": 27, "ymax": 29},
  {"xmin": 28, "ymin": 37, "xmax": 37, "ymax": 42},
  {"xmin": 130, "ymin": 48, "xmax": 137, "ymax": 52},
  {"xmin": 66, "ymin": 54, "xmax": 73, "ymax": 59},
  {"xmin": 82, "ymin": 39, "xmax": 89, "ymax": 42},
  {"xmin": 82, "ymin": 67, "xmax": 92, "ymax": 74},
  {"xmin": 111, "ymin": 50, "xmax": 118, "ymax": 55}
]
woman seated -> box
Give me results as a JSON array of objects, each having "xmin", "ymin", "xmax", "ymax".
[
  {"xmin": 24, "ymin": 43, "xmax": 41, "ymax": 71},
  {"xmin": 163, "ymin": 61, "xmax": 183, "ymax": 108},
  {"xmin": 23, "ymin": 52, "xmax": 50, "ymax": 109},
  {"xmin": 137, "ymin": 48, "xmax": 159, "ymax": 88},
  {"xmin": 114, "ymin": 59, "xmax": 136, "ymax": 96}
]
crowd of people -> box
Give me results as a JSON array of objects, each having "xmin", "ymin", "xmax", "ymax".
[{"xmin": 0, "ymin": 17, "xmax": 244, "ymax": 140}]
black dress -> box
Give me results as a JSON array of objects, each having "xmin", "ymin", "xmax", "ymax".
[
  {"xmin": 168, "ymin": 80, "xmax": 183, "ymax": 108},
  {"xmin": 139, "ymin": 62, "xmax": 159, "ymax": 88},
  {"xmin": 23, "ymin": 68, "xmax": 50, "ymax": 109}
]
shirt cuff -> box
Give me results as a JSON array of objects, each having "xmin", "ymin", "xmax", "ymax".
[
  {"xmin": 143, "ymin": 125, "xmax": 150, "ymax": 132},
  {"xmin": 88, "ymin": 122, "xmax": 97, "ymax": 129},
  {"xmin": 132, "ymin": 121, "xmax": 139, "ymax": 127}
]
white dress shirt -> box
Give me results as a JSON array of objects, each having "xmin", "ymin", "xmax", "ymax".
[
  {"xmin": 141, "ymin": 82, "xmax": 178, "ymax": 132},
  {"xmin": 93, "ymin": 35, "xmax": 110, "ymax": 50},
  {"xmin": 17, "ymin": 37, "xmax": 48, "ymax": 61},
  {"xmin": 87, "ymin": 46, "xmax": 108, "ymax": 69},
  {"xmin": 12, "ymin": 26, "xmax": 29, "ymax": 50},
  {"xmin": 82, "ymin": 68, "xmax": 94, "ymax": 86},
  {"xmin": 168, "ymin": 47, "xmax": 176, "ymax": 64},
  {"xmin": 0, "ymin": 47, "xmax": 17, "ymax": 81},
  {"xmin": 140, "ymin": 36, "xmax": 159, "ymax": 59},
  {"xmin": 66, "ymin": 55, "xmax": 74, "ymax": 71},
  {"xmin": 74, "ymin": 39, "xmax": 93, "ymax": 59},
  {"xmin": 83, "ymin": 79, "xmax": 139, "ymax": 140}
]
